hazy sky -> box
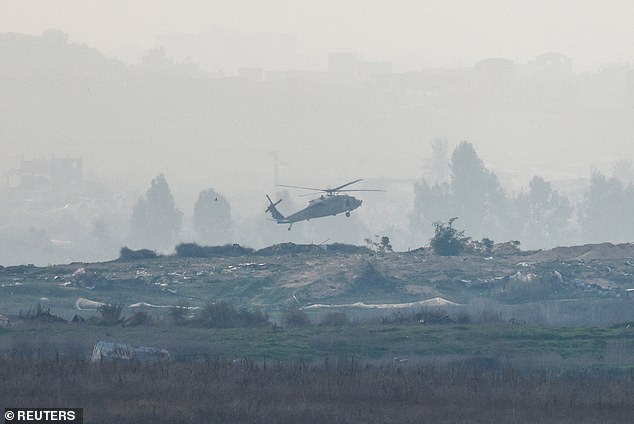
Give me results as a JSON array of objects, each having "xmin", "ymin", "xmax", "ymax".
[{"xmin": 4, "ymin": 0, "xmax": 634, "ymax": 70}]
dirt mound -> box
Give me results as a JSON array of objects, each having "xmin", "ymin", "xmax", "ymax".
[
  {"xmin": 528, "ymin": 243, "xmax": 634, "ymax": 261},
  {"xmin": 257, "ymin": 243, "xmax": 324, "ymax": 256},
  {"xmin": 323, "ymin": 243, "xmax": 372, "ymax": 255},
  {"xmin": 175, "ymin": 243, "xmax": 255, "ymax": 258}
]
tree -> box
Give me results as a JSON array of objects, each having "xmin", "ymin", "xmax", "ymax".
[
  {"xmin": 409, "ymin": 179, "xmax": 453, "ymax": 244},
  {"xmin": 512, "ymin": 176, "xmax": 573, "ymax": 249},
  {"xmin": 430, "ymin": 217, "xmax": 471, "ymax": 256},
  {"xmin": 579, "ymin": 172, "xmax": 634, "ymax": 243},
  {"xmin": 193, "ymin": 188, "xmax": 232, "ymax": 245},
  {"xmin": 450, "ymin": 141, "xmax": 509, "ymax": 240},
  {"xmin": 422, "ymin": 138, "xmax": 450, "ymax": 184},
  {"xmin": 129, "ymin": 174, "xmax": 182, "ymax": 251}
]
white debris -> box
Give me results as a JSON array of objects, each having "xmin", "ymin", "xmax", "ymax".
[
  {"xmin": 75, "ymin": 297, "xmax": 106, "ymax": 310},
  {"xmin": 305, "ymin": 297, "xmax": 461, "ymax": 310},
  {"xmin": 91, "ymin": 341, "xmax": 170, "ymax": 363}
]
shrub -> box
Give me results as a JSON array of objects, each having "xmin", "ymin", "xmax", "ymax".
[
  {"xmin": 318, "ymin": 311, "xmax": 350, "ymax": 326},
  {"xmin": 98, "ymin": 303, "xmax": 126, "ymax": 326},
  {"xmin": 118, "ymin": 246, "xmax": 158, "ymax": 261},
  {"xmin": 126, "ymin": 310, "xmax": 153, "ymax": 326},
  {"xmin": 193, "ymin": 302, "xmax": 269, "ymax": 328},
  {"xmin": 364, "ymin": 235, "xmax": 394, "ymax": 254},
  {"xmin": 381, "ymin": 308, "xmax": 453, "ymax": 325},
  {"xmin": 282, "ymin": 308, "xmax": 311, "ymax": 327},
  {"xmin": 175, "ymin": 243, "xmax": 207, "ymax": 257},
  {"xmin": 354, "ymin": 261, "xmax": 395, "ymax": 291},
  {"xmin": 18, "ymin": 304, "xmax": 67, "ymax": 323},
  {"xmin": 430, "ymin": 218, "xmax": 470, "ymax": 256},
  {"xmin": 169, "ymin": 301, "xmax": 190, "ymax": 325},
  {"xmin": 175, "ymin": 243, "xmax": 256, "ymax": 258},
  {"xmin": 324, "ymin": 243, "xmax": 372, "ymax": 254},
  {"xmin": 467, "ymin": 238, "xmax": 494, "ymax": 255}
]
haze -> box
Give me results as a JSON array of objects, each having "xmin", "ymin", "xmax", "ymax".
[
  {"xmin": 4, "ymin": 1, "xmax": 634, "ymax": 69},
  {"xmin": 1, "ymin": 1, "xmax": 634, "ymax": 265}
]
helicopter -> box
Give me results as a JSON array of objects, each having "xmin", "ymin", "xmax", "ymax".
[{"xmin": 265, "ymin": 179, "xmax": 382, "ymax": 230}]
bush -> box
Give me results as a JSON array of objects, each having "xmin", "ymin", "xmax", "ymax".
[
  {"xmin": 126, "ymin": 310, "xmax": 153, "ymax": 326},
  {"xmin": 118, "ymin": 246, "xmax": 158, "ymax": 261},
  {"xmin": 169, "ymin": 301, "xmax": 190, "ymax": 325},
  {"xmin": 318, "ymin": 311, "xmax": 349, "ymax": 326},
  {"xmin": 18, "ymin": 304, "xmax": 66, "ymax": 323},
  {"xmin": 324, "ymin": 243, "xmax": 372, "ymax": 254},
  {"xmin": 364, "ymin": 236, "xmax": 394, "ymax": 254},
  {"xmin": 354, "ymin": 261, "xmax": 395, "ymax": 291},
  {"xmin": 175, "ymin": 243, "xmax": 208, "ymax": 257},
  {"xmin": 380, "ymin": 308, "xmax": 453, "ymax": 325},
  {"xmin": 282, "ymin": 308, "xmax": 311, "ymax": 327},
  {"xmin": 98, "ymin": 303, "xmax": 126, "ymax": 326},
  {"xmin": 430, "ymin": 218, "xmax": 470, "ymax": 256},
  {"xmin": 467, "ymin": 238, "xmax": 494, "ymax": 255},
  {"xmin": 193, "ymin": 302, "xmax": 269, "ymax": 328},
  {"xmin": 176, "ymin": 243, "xmax": 256, "ymax": 258}
]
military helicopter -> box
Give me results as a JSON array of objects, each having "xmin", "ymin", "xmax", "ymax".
[{"xmin": 265, "ymin": 179, "xmax": 382, "ymax": 230}]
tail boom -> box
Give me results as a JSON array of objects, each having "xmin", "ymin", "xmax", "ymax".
[{"xmin": 265, "ymin": 195, "xmax": 286, "ymax": 222}]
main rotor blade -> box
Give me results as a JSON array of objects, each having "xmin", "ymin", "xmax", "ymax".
[
  {"xmin": 275, "ymin": 184, "xmax": 327, "ymax": 192},
  {"xmin": 331, "ymin": 179, "xmax": 363, "ymax": 192},
  {"xmin": 277, "ymin": 179, "xmax": 373, "ymax": 194},
  {"xmin": 336, "ymin": 189, "xmax": 385, "ymax": 192}
]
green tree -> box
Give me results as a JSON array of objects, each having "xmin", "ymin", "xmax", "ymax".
[
  {"xmin": 430, "ymin": 217, "xmax": 471, "ymax": 256},
  {"xmin": 129, "ymin": 174, "xmax": 182, "ymax": 251}
]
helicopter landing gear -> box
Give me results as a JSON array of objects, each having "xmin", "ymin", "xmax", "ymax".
[{"xmin": 345, "ymin": 211, "xmax": 351, "ymax": 217}]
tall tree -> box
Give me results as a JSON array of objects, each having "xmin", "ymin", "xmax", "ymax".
[
  {"xmin": 579, "ymin": 172, "xmax": 634, "ymax": 243},
  {"xmin": 422, "ymin": 138, "xmax": 450, "ymax": 184},
  {"xmin": 193, "ymin": 188, "xmax": 232, "ymax": 245},
  {"xmin": 450, "ymin": 141, "xmax": 509, "ymax": 240},
  {"xmin": 512, "ymin": 176, "xmax": 572, "ymax": 249},
  {"xmin": 129, "ymin": 174, "xmax": 182, "ymax": 251},
  {"xmin": 409, "ymin": 179, "xmax": 452, "ymax": 244}
]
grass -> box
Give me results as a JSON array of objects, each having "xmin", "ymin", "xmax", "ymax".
[
  {"xmin": 2, "ymin": 320, "xmax": 634, "ymax": 373},
  {"xmin": 1, "ymin": 356, "xmax": 634, "ymax": 423},
  {"xmin": 2, "ymin": 297, "xmax": 634, "ymax": 422}
]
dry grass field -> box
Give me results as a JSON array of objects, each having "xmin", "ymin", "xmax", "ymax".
[{"xmin": 2, "ymin": 356, "xmax": 634, "ymax": 423}]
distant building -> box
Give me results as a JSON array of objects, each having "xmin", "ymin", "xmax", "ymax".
[
  {"xmin": 327, "ymin": 52, "xmax": 392, "ymax": 85},
  {"xmin": 524, "ymin": 52, "xmax": 573, "ymax": 80},
  {"xmin": 5, "ymin": 156, "xmax": 83, "ymax": 194},
  {"xmin": 156, "ymin": 28, "xmax": 298, "ymax": 75}
]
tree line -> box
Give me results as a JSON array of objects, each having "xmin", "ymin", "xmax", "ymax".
[
  {"xmin": 410, "ymin": 141, "xmax": 634, "ymax": 250},
  {"xmin": 127, "ymin": 174, "xmax": 232, "ymax": 251}
]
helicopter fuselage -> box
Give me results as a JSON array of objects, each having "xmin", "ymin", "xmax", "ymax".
[{"xmin": 274, "ymin": 194, "xmax": 362, "ymax": 224}]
